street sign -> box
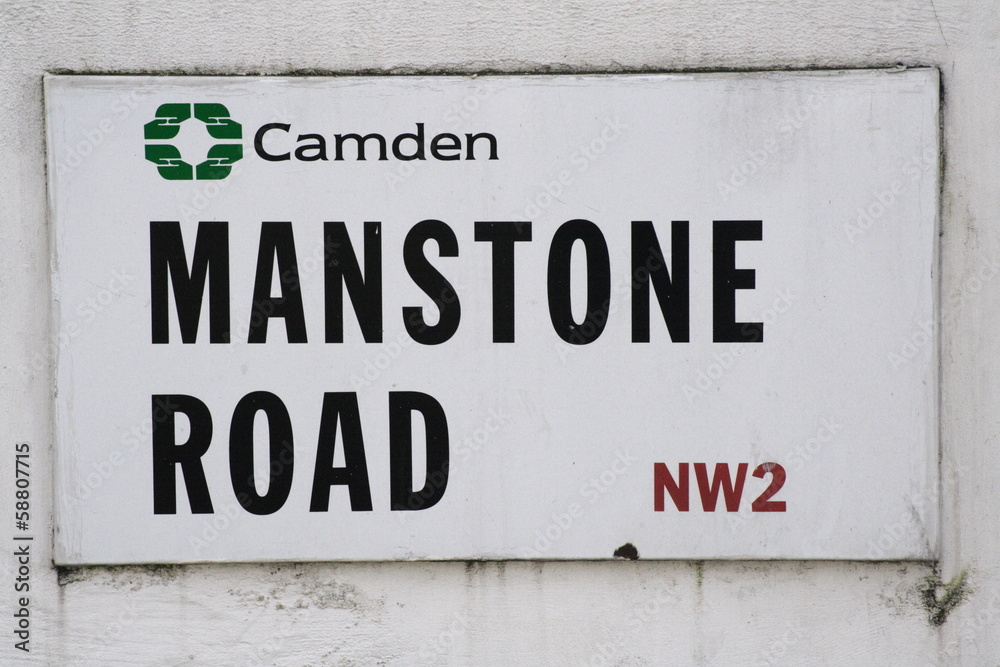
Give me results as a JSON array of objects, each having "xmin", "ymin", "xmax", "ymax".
[{"xmin": 47, "ymin": 71, "xmax": 939, "ymax": 564}]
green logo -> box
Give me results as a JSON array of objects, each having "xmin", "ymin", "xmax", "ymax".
[{"xmin": 144, "ymin": 103, "xmax": 243, "ymax": 180}]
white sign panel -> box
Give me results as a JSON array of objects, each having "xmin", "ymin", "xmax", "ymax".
[{"xmin": 47, "ymin": 71, "xmax": 939, "ymax": 564}]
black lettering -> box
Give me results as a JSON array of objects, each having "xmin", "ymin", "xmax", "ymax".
[
  {"xmin": 465, "ymin": 132, "xmax": 498, "ymax": 160},
  {"xmin": 389, "ymin": 392, "xmax": 449, "ymax": 511},
  {"xmin": 150, "ymin": 221, "xmax": 230, "ymax": 344},
  {"xmin": 334, "ymin": 133, "xmax": 388, "ymax": 161},
  {"xmin": 713, "ymin": 220, "xmax": 763, "ymax": 343},
  {"xmin": 152, "ymin": 394, "xmax": 214, "ymax": 514},
  {"xmin": 248, "ymin": 222, "xmax": 308, "ymax": 343},
  {"xmin": 254, "ymin": 123, "xmax": 291, "ymax": 161},
  {"xmin": 632, "ymin": 220, "xmax": 690, "ymax": 342},
  {"xmin": 229, "ymin": 392, "xmax": 294, "ymax": 515},
  {"xmin": 402, "ymin": 219, "xmax": 461, "ymax": 345},
  {"xmin": 392, "ymin": 123, "xmax": 425, "ymax": 161},
  {"xmin": 310, "ymin": 393, "xmax": 373, "ymax": 512},
  {"xmin": 294, "ymin": 133, "xmax": 328, "ymax": 161},
  {"xmin": 430, "ymin": 133, "xmax": 462, "ymax": 160},
  {"xmin": 324, "ymin": 221, "xmax": 382, "ymax": 343},
  {"xmin": 474, "ymin": 221, "xmax": 532, "ymax": 342},
  {"xmin": 547, "ymin": 219, "xmax": 611, "ymax": 345}
]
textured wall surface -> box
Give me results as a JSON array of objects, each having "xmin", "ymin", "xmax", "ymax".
[{"xmin": 0, "ymin": 1, "xmax": 996, "ymax": 664}]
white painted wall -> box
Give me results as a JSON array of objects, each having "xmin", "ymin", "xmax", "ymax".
[{"xmin": 1, "ymin": 0, "xmax": 996, "ymax": 664}]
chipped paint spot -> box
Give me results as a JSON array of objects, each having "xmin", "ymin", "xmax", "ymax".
[
  {"xmin": 919, "ymin": 568, "xmax": 970, "ymax": 626},
  {"xmin": 227, "ymin": 566, "xmax": 384, "ymax": 613},
  {"xmin": 613, "ymin": 543, "xmax": 639, "ymax": 560},
  {"xmin": 57, "ymin": 564, "xmax": 181, "ymax": 590}
]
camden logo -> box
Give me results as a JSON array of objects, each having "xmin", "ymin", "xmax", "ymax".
[{"xmin": 144, "ymin": 103, "xmax": 243, "ymax": 181}]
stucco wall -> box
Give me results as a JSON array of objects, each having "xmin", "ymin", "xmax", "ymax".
[{"xmin": 1, "ymin": 1, "xmax": 997, "ymax": 664}]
